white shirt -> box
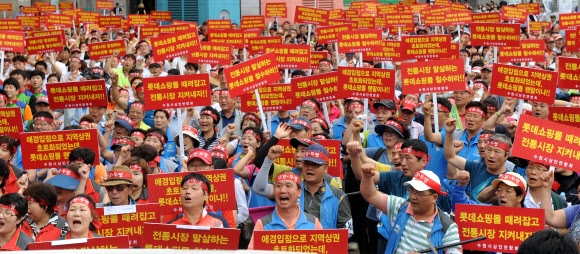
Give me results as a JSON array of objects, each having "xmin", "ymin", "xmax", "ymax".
[{"xmin": 60, "ymin": 70, "xmax": 83, "ymax": 82}]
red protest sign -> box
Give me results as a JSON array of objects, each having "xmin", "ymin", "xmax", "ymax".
[
  {"xmin": 516, "ymin": 3, "xmax": 540, "ymax": 15},
  {"xmin": 443, "ymin": 10, "xmax": 472, "ymax": 26},
  {"xmin": 0, "ymin": 31, "xmax": 25, "ymax": 52},
  {"xmin": 207, "ymin": 19, "xmax": 231, "ymax": 30},
  {"xmin": 310, "ymin": 51, "xmax": 328, "ymax": 70},
  {"xmin": 241, "ymin": 15, "xmax": 265, "ymax": 30},
  {"xmin": 501, "ymin": 6, "xmax": 528, "ymax": 23},
  {"xmin": 150, "ymin": 28, "xmax": 200, "ymax": 61},
  {"xmin": 349, "ymin": 17, "xmax": 375, "ymax": 30},
  {"xmin": 329, "ymin": 9, "xmax": 345, "ymax": 19},
  {"xmin": 490, "ymin": 64, "xmax": 556, "ymax": 104},
  {"xmin": 294, "ymin": 6, "xmax": 329, "ymax": 26},
  {"xmin": 26, "ymin": 34, "xmax": 63, "ymax": 55},
  {"xmin": 400, "ymin": 35, "xmax": 453, "ymax": 60},
  {"xmin": 0, "ymin": 19, "xmax": 22, "ymax": 31},
  {"xmin": 159, "ymin": 24, "xmax": 190, "ymax": 34},
  {"xmin": 95, "ymin": 204, "xmax": 160, "ymax": 247},
  {"xmin": 29, "ymin": 29, "xmax": 64, "ymax": 38},
  {"xmin": 264, "ymin": 44, "xmax": 310, "ymax": 69},
  {"xmin": 18, "ymin": 16, "xmax": 40, "ymax": 29},
  {"xmin": 328, "ymin": 19, "xmax": 359, "ymax": 30},
  {"xmin": 247, "ymin": 36, "xmax": 283, "ymax": 55},
  {"xmin": 513, "ymin": 115, "xmax": 580, "ymax": 171},
  {"xmin": 98, "ymin": 16, "xmax": 121, "ymax": 29},
  {"xmin": 0, "ymin": 4, "xmax": 12, "ymax": 12},
  {"xmin": 139, "ymin": 26, "xmax": 161, "ymax": 39},
  {"xmin": 45, "ymin": 14, "xmax": 73, "ymax": 28},
  {"xmin": 96, "ymin": 0, "xmax": 114, "ymax": 10},
  {"xmin": 337, "ymin": 29, "xmax": 382, "ymax": 53},
  {"xmin": 243, "ymin": 29, "xmax": 261, "ymax": 47},
  {"xmin": 470, "ymin": 23, "xmax": 520, "ymax": 47},
  {"xmin": 293, "ymin": 72, "xmax": 339, "ymax": 103},
  {"xmin": 240, "ymin": 84, "xmax": 295, "ymax": 112},
  {"xmin": 423, "ymin": 12, "xmax": 446, "ymax": 27},
  {"xmin": 88, "ymin": 40, "xmax": 126, "ymax": 60},
  {"xmin": 498, "ymin": 39, "xmax": 545, "ymax": 63},
  {"xmin": 46, "ymin": 80, "xmax": 108, "ymax": 109},
  {"xmin": 189, "ymin": 41, "xmax": 232, "ymax": 65},
  {"xmin": 345, "ymin": 9, "xmax": 359, "ymax": 19},
  {"xmin": 265, "ymin": 3, "xmax": 287, "ymax": 18},
  {"xmin": 528, "ymin": 21, "xmax": 550, "ymax": 33},
  {"xmin": 384, "ymin": 12, "xmax": 414, "ymax": 29},
  {"xmin": 337, "ymin": 67, "xmax": 395, "ymax": 100},
  {"xmin": 549, "ymin": 106, "xmax": 580, "ymax": 128},
  {"xmin": 39, "ymin": 5, "xmax": 57, "ymax": 14},
  {"xmin": 365, "ymin": 40, "xmax": 404, "ymax": 62},
  {"xmin": 455, "ymin": 204, "xmax": 543, "ymax": 253},
  {"xmin": 77, "ymin": 12, "xmax": 99, "ymax": 24},
  {"xmin": 128, "ymin": 14, "xmax": 151, "ymax": 27},
  {"xmin": 62, "ymin": 8, "xmax": 82, "ymax": 19},
  {"xmin": 224, "ymin": 52, "xmax": 279, "ymax": 97},
  {"xmin": 401, "ymin": 59, "xmax": 465, "ymax": 94},
  {"xmin": 21, "ymin": 7, "xmax": 38, "ymax": 15},
  {"xmin": 150, "ymin": 11, "xmax": 172, "ymax": 22},
  {"xmin": 472, "ymin": 12, "xmax": 501, "ymax": 23},
  {"xmin": 567, "ymin": 27, "xmax": 579, "ymax": 52},
  {"xmin": 253, "ymin": 229, "xmax": 348, "ymax": 253},
  {"xmin": 0, "ymin": 108, "xmax": 23, "ymax": 140},
  {"xmin": 142, "ymin": 74, "xmax": 211, "ymax": 109},
  {"xmin": 142, "ymin": 223, "xmax": 240, "ymax": 250},
  {"xmin": 208, "ymin": 29, "xmax": 244, "ymax": 49},
  {"xmin": 58, "ymin": 2, "xmax": 74, "ymax": 10},
  {"xmin": 34, "ymin": 2, "xmax": 50, "ymax": 6},
  {"xmin": 147, "ymin": 170, "xmax": 237, "ymax": 214},
  {"xmin": 559, "ymin": 13, "xmax": 580, "ymax": 30},
  {"xmin": 28, "ymin": 235, "xmax": 129, "ymax": 250},
  {"xmin": 274, "ymin": 139, "xmax": 343, "ymax": 178},
  {"xmin": 557, "ymin": 57, "xmax": 580, "ymax": 89},
  {"xmin": 20, "ymin": 129, "xmax": 99, "ymax": 169}
]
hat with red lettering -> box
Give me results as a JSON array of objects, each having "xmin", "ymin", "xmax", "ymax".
[
  {"xmin": 187, "ymin": 148, "xmax": 213, "ymax": 165},
  {"xmin": 545, "ymin": 37, "xmax": 555, "ymax": 43},
  {"xmin": 471, "ymin": 66, "xmax": 482, "ymax": 73},
  {"xmin": 404, "ymin": 170, "xmax": 447, "ymax": 196},
  {"xmin": 301, "ymin": 144, "xmax": 330, "ymax": 165},
  {"xmin": 552, "ymin": 34, "xmax": 562, "ymax": 40},
  {"xmin": 482, "ymin": 64, "xmax": 493, "ymax": 72},
  {"xmin": 110, "ymin": 137, "xmax": 136, "ymax": 150},
  {"xmin": 290, "ymin": 138, "xmax": 318, "ymax": 149},
  {"xmin": 289, "ymin": 117, "xmax": 312, "ymax": 131},
  {"xmin": 400, "ymin": 99, "xmax": 417, "ymax": 112},
  {"xmin": 46, "ymin": 167, "xmax": 82, "ymax": 190},
  {"xmin": 372, "ymin": 100, "xmax": 397, "ymax": 113},
  {"xmin": 36, "ymin": 96, "xmax": 50, "ymax": 105},
  {"xmin": 101, "ymin": 166, "xmax": 135, "ymax": 186},
  {"xmin": 114, "ymin": 115, "xmax": 136, "ymax": 131},
  {"xmin": 491, "ymin": 172, "xmax": 527, "ymax": 192},
  {"xmin": 175, "ymin": 125, "xmax": 200, "ymax": 149}
]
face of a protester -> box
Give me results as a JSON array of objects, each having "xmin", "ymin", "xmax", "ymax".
[
  {"xmin": 496, "ymin": 182, "xmax": 522, "ymax": 207},
  {"xmin": 66, "ymin": 202, "xmax": 92, "ymax": 235},
  {"xmin": 275, "ymin": 180, "xmax": 301, "ymax": 209},
  {"xmin": 180, "ymin": 181, "xmax": 207, "ymax": 209}
]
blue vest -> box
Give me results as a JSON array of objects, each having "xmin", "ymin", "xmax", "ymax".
[
  {"xmin": 162, "ymin": 127, "xmax": 177, "ymax": 159},
  {"xmin": 299, "ymin": 181, "xmax": 339, "ymax": 229},
  {"xmin": 262, "ymin": 209, "xmax": 317, "ymax": 230},
  {"xmin": 384, "ymin": 204, "xmax": 446, "ymax": 254}
]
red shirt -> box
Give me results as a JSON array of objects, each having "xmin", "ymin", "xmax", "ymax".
[
  {"xmin": 170, "ymin": 209, "xmax": 224, "ymax": 227},
  {"xmin": 20, "ymin": 214, "xmax": 66, "ymax": 242},
  {"xmin": 2, "ymin": 166, "xmax": 20, "ymax": 194},
  {"xmin": 0, "ymin": 228, "xmax": 31, "ymax": 251}
]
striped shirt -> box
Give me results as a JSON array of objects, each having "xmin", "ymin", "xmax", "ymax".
[{"xmin": 383, "ymin": 195, "xmax": 462, "ymax": 254}]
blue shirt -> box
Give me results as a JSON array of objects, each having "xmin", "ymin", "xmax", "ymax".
[
  {"xmin": 332, "ymin": 116, "xmax": 347, "ymax": 140},
  {"xmin": 220, "ymin": 110, "xmax": 236, "ymax": 128},
  {"xmin": 364, "ymin": 147, "xmax": 392, "ymax": 166},
  {"xmin": 365, "ymin": 132, "xmax": 385, "ymax": 149},
  {"xmin": 419, "ymin": 130, "xmax": 448, "ymax": 181},
  {"xmin": 464, "ymin": 160, "xmax": 502, "ymax": 203},
  {"xmin": 270, "ymin": 114, "xmax": 290, "ymax": 135},
  {"xmin": 442, "ymin": 129, "xmax": 481, "ymax": 162}
]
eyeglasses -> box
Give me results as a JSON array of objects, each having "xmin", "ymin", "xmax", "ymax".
[
  {"xmin": 527, "ymin": 165, "xmax": 549, "ymax": 173},
  {"xmin": 408, "ymin": 188, "xmax": 434, "ymax": 197},
  {"xmin": 105, "ymin": 185, "xmax": 129, "ymax": 192},
  {"xmin": 0, "ymin": 209, "xmax": 17, "ymax": 217}
]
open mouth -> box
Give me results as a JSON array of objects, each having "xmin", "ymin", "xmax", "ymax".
[
  {"xmin": 72, "ymin": 219, "xmax": 82, "ymax": 226},
  {"xmin": 279, "ymin": 196, "xmax": 290, "ymax": 202},
  {"xmin": 184, "ymin": 196, "xmax": 192, "ymax": 201},
  {"xmin": 499, "ymin": 200, "xmax": 507, "ymax": 205}
]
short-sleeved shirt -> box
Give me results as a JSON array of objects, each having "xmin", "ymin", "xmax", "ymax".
[
  {"xmin": 419, "ymin": 131, "xmax": 448, "ymax": 181},
  {"xmin": 464, "ymin": 160, "xmax": 503, "ymax": 203},
  {"xmin": 364, "ymin": 147, "xmax": 393, "ymax": 166},
  {"xmin": 442, "ymin": 129, "xmax": 481, "ymax": 162},
  {"xmin": 565, "ymin": 205, "xmax": 580, "ymax": 242},
  {"xmin": 113, "ymin": 68, "xmax": 130, "ymax": 89},
  {"xmin": 382, "ymin": 195, "xmax": 462, "ymax": 254}
]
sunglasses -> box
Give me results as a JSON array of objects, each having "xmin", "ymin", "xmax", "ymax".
[{"xmin": 105, "ymin": 185, "xmax": 129, "ymax": 192}]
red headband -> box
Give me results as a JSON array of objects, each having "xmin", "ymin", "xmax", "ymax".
[
  {"xmin": 186, "ymin": 178, "xmax": 209, "ymax": 192},
  {"xmin": 58, "ymin": 168, "xmax": 81, "ymax": 180},
  {"xmin": 401, "ymin": 146, "xmax": 429, "ymax": 159},
  {"xmin": 348, "ymin": 103, "xmax": 364, "ymax": 111},
  {"xmin": 147, "ymin": 132, "xmax": 166, "ymax": 145},
  {"xmin": 183, "ymin": 125, "xmax": 199, "ymax": 135},
  {"xmin": 26, "ymin": 196, "xmax": 48, "ymax": 206},
  {"xmin": 244, "ymin": 113, "xmax": 261, "ymax": 124},
  {"xmin": 290, "ymin": 119, "xmax": 312, "ymax": 130},
  {"xmin": 393, "ymin": 142, "xmax": 403, "ymax": 151},
  {"xmin": 131, "ymin": 132, "xmax": 145, "ymax": 139},
  {"xmin": 70, "ymin": 197, "xmax": 94, "ymax": 209},
  {"xmin": 437, "ymin": 103, "xmax": 450, "ymax": 113},
  {"xmin": 319, "ymin": 61, "xmax": 330, "ymax": 66},
  {"xmin": 0, "ymin": 94, "xmax": 7, "ymax": 102},
  {"xmin": 107, "ymin": 170, "xmax": 133, "ymax": 180},
  {"xmin": 571, "ymin": 96, "xmax": 580, "ymax": 101},
  {"xmin": 201, "ymin": 110, "xmax": 218, "ymax": 122},
  {"xmin": 413, "ymin": 171, "xmax": 446, "ymax": 196},
  {"xmin": 487, "ymin": 140, "xmax": 510, "ymax": 152},
  {"xmin": 499, "ymin": 173, "xmax": 526, "ymax": 191},
  {"xmin": 35, "ymin": 116, "xmax": 53, "ymax": 123},
  {"xmin": 479, "ymin": 133, "xmax": 493, "ymax": 139},
  {"xmin": 311, "ymin": 118, "xmax": 328, "ymax": 130},
  {"xmin": 147, "ymin": 156, "xmax": 161, "ymax": 168},
  {"xmin": 243, "ymin": 129, "xmax": 262, "ymax": 142},
  {"xmin": 79, "ymin": 121, "xmax": 91, "ymax": 128},
  {"xmin": 70, "ymin": 57, "xmax": 81, "ymax": 63},
  {"xmin": 210, "ymin": 146, "xmax": 228, "ymax": 160},
  {"xmin": 135, "ymin": 85, "xmax": 144, "ymax": 93},
  {"xmin": 313, "ymin": 135, "xmax": 327, "ymax": 140},
  {"xmin": 111, "ymin": 138, "xmax": 136, "ymax": 147},
  {"xmin": 302, "ymin": 100, "xmax": 320, "ymax": 111},
  {"xmin": 0, "ymin": 204, "xmax": 19, "ymax": 216},
  {"xmin": 385, "ymin": 120, "xmax": 404, "ymax": 133},
  {"xmin": 214, "ymin": 90, "xmax": 230, "ymax": 96},
  {"xmin": 276, "ymin": 172, "xmax": 301, "ymax": 186},
  {"xmin": 129, "ymin": 163, "xmax": 142, "ymax": 172},
  {"xmin": 304, "ymin": 150, "xmax": 329, "ymax": 163},
  {"xmin": 131, "ymin": 103, "xmax": 144, "ymax": 110},
  {"xmin": 129, "ymin": 72, "xmax": 141, "ymax": 78},
  {"xmin": 486, "ymin": 106, "xmax": 496, "ymax": 112},
  {"xmin": 0, "ymin": 143, "xmax": 16, "ymax": 155},
  {"xmin": 466, "ymin": 106, "xmax": 485, "ymax": 118}
]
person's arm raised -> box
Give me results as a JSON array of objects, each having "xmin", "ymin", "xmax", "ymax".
[
  {"xmin": 539, "ymin": 170, "xmax": 568, "ymax": 228},
  {"xmin": 359, "ymin": 163, "xmax": 386, "ymax": 211},
  {"xmin": 444, "ymin": 118, "xmax": 466, "ymax": 179},
  {"xmin": 347, "ymin": 141, "xmax": 381, "ymax": 184},
  {"xmin": 423, "ymin": 102, "xmax": 442, "ymax": 146}
]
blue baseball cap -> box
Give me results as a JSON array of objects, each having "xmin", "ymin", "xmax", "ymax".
[
  {"xmin": 289, "ymin": 117, "xmax": 312, "ymax": 131},
  {"xmin": 114, "ymin": 115, "xmax": 135, "ymax": 132},
  {"xmin": 46, "ymin": 168, "xmax": 81, "ymax": 190},
  {"xmin": 301, "ymin": 144, "xmax": 330, "ymax": 165}
]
